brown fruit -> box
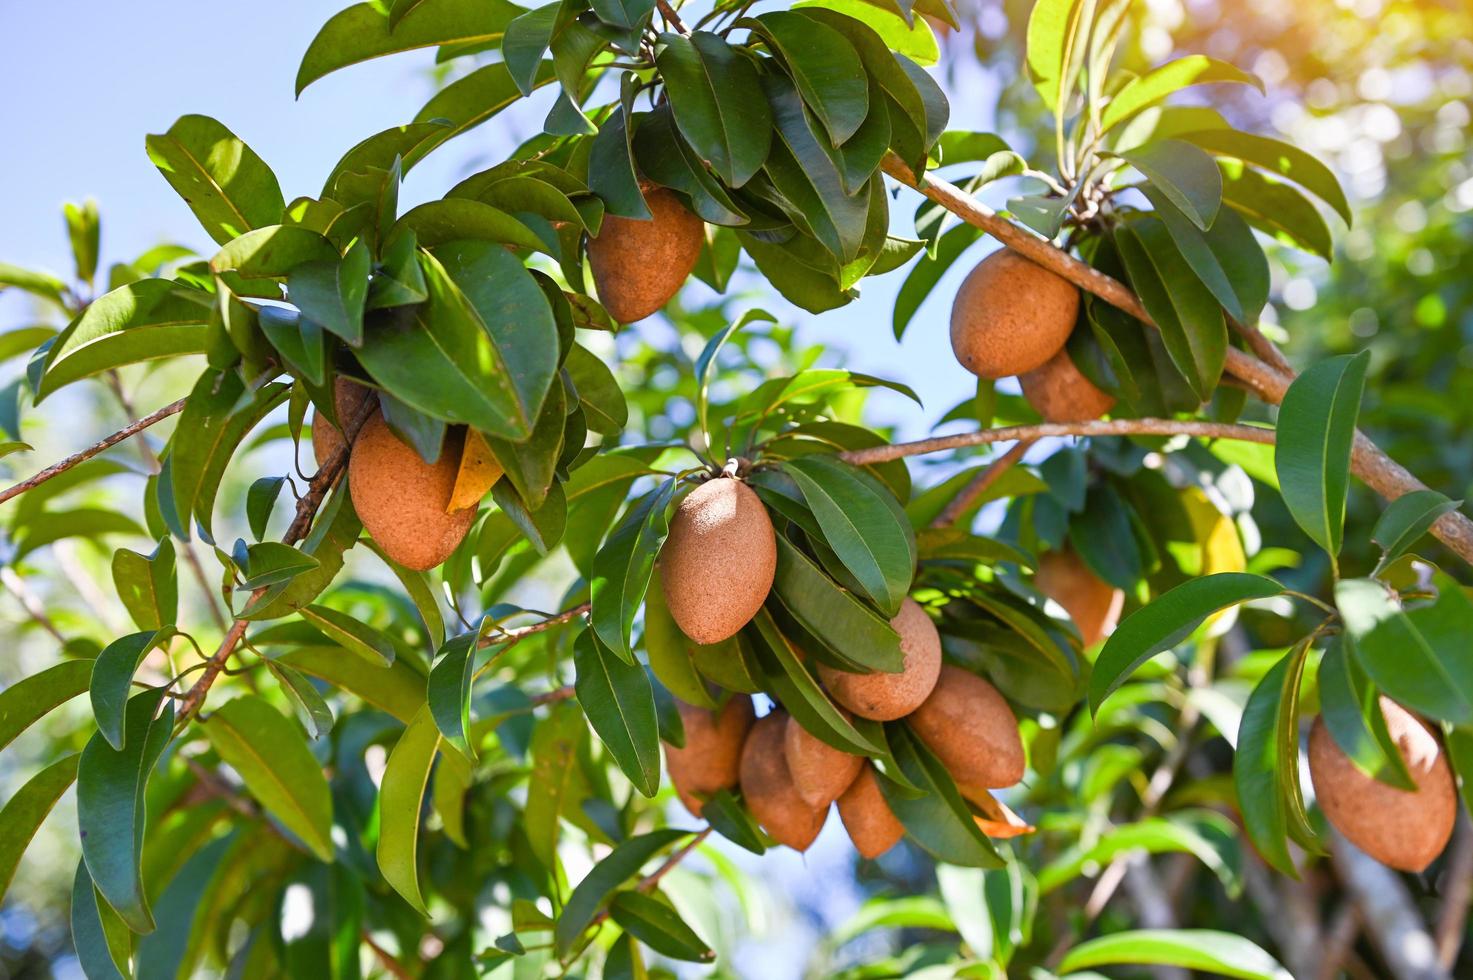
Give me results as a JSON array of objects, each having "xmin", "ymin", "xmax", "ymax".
[
  {"xmin": 783, "ymin": 713, "xmax": 864, "ymax": 808},
  {"xmin": 1019, "ymin": 347, "xmax": 1115, "ymax": 422},
  {"xmin": 1035, "ymin": 550, "xmax": 1124, "ymax": 648},
  {"xmin": 818, "ymin": 598, "xmax": 942, "ymax": 721},
  {"xmin": 837, "ymin": 765, "xmax": 905, "ymax": 859},
  {"xmin": 908, "ymin": 665, "xmax": 1024, "ymax": 789},
  {"xmin": 310, "ymin": 378, "xmax": 375, "ymax": 466},
  {"xmin": 659, "ymin": 478, "xmax": 776, "ymax": 644},
  {"xmin": 739, "ymin": 711, "xmax": 827, "ymax": 852},
  {"xmin": 587, "ymin": 185, "xmax": 704, "ymax": 323},
  {"xmin": 348, "ymin": 414, "xmax": 476, "ymax": 571},
  {"xmin": 1309, "ymin": 704, "xmax": 1456, "ymax": 872},
  {"xmin": 949, "ymin": 248, "xmax": 1080, "ymax": 379},
  {"xmin": 664, "ymin": 695, "xmax": 756, "ymax": 817}
]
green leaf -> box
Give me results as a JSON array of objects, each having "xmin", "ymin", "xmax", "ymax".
[
  {"xmin": 700, "ymin": 789, "xmax": 767, "ymax": 854},
  {"xmin": 1371, "ymin": 490, "xmax": 1461, "ymax": 567},
  {"xmin": 1039, "ymin": 811, "xmax": 1240, "ymax": 897},
  {"xmin": 794, "ymin": 0, "xmax": 938, "ymax": 65},
  {"xmin": 0, "ymin": 755, "xmax": 79, "ymax": 903},
  {"xmin": 246, "ymin": 477, "xmax": 287, "ymax": 541},
  {"xmin": 170, "ymin": 373, "xmax": 290, "ymax": 538},
  {"xmin": 768, "ymin": 530, "xmax": 905, "ymax": 672},
  {"xmin": 695, "ymin": 309, "xmax": 775, "ymax": 449},
  {"xmin": 300, "ymin": 604, "xmax": 396, "ymax": 666},
  {"xmin": 610, "ymin": 891, "xmax": 715, "ymax": 962},
  {"xmin": 1116, "ymin": 140, "xmax": 1222, "ymax": 230},
  {"xmin": 70, "ymin": 863, "xmax": 129, "ymax": 980},
  {"xmin": 782, "ymin": 455, "xmax": 916, "ymax": 617},
  {"xmin": 111, "ymin": 537, "xmax": 178, "ymax": 631},
  {"xmin": 591, "ymin": 479, "xmax": 677, "ymax": 662},
  {"xmin": 410, "ymin": 61, "xmax": 555, "ymax": 167},
  {"xmin": 749, "ymin": 12, "xmax": 868, "ymax": 145},
  {"xmin": 749, "ymin": 611, "xmax": 882, "ymax": 756},
  {"xmin": 1090, "ymin": 573, "xmax": 1284, "ymax": 713},
  {"xmin": 1058, "ymin": 930, "xmax": 1291, "ymax": 980},
  {"xmin": 145, "ymin": 115, "xmax": 284, "ymax": 245},
  {"xmin": 574, "ymin": 629, "xmax": 660, "ymax": 796},
  {"xmin": 280, "ymin": 649, "xmax": 424, "ymax": 725},
  {"xmin": 0, "ymin": 660, "xmax": 92, "ymax": 753},
  {"xmin": 1274, "ymin": 351, "xmax": 1369, "ymax": 563},
  {"xmin": 428, "ymin": 630, "xmax": 481, "ymax": 758},
  {"xmin": 91, "ymin": 630, "xmax": 174, "ymax": 750},
  {"xmin": 738, "ymin": 231, "xmax": 853, "ymax": 313},
  {"xmin": 591, "ymin": 0, "xmax": 654, "ymax": 30},
  {"xmin": 503, "ymin": 4, "xmax": 560, "ymax": 94},
  {"xmin": 1024, "ymin": 0, "xmax": 1083, "ymax": 111},
  {"xmin": 265, "ymin": 661, "xmax": 335, "ymax": 739},
  {"xmin": 588, "ymin": 74, "xmax": 652, "ymax": 221},
  {"xmin": 0, "ymin": 263, "xmax": 67, "ymax": 304},
  {"xmin": 296, "ymin": 0, "xmax": 524, "ymax": 93},
  {"xmin": 1317, "ymin": 640, "xmax": 1415, "ymax": 790},
  {"xmin": 554, "ymin": 828, "xmax": 689, "ymax": 956},
  {"xmin": 893, "ymin": 223, "xmax": 979, "ymax": 340},
  {"xmin": 242, "ymin": 485, "xmax": 361, "ymax": 620},
  {"xmin": 78, "ymin": 688, "xmax": 173, "ymax": 933},
  {"xmin": 238, "ymin": 541, "xmax": 321, "ymax": 590},
  {"xmin": 1219, "ymin": 164, "xmax": 1333, "ymax": 260},
  {"xmin": 643, "ymin": 569, "xmax": 718, "ymax": 708},
  {"xmin": 525, "ymin": 700, "xmax": 592, "ymax": 870},
  {"xmin": 208, "ymin": 225, "xmax": 338, "ymax": 279},
  {"xmin": 565, "ymin": 344, "xmax": 628, "ymax": 437},
  {"xmin": 287, "ymin": 239, "xmax": 370, "ymax": 346},
  {"xmin": 204, "ymin": 695, "xmax": 334, "ymax": 862},
  {"xmin": 37, "ymin": 279, "xmax": 212, "ymax": 398},
  {"xmin": 1179, "ymin": 129, "xmax": 1351, "ymax": 224},
  {"xmin": 376, "ymin": 706, "xmax": 441, "ymax": 914},
  {"xmin": 657, "ymin": 32, "xmax": 772, "ymax": 187},
  {"xmin": 389, "ymin": 200, "xmax": 544, "ymax": 252},
  {"xmin": 1232, "ymin": 640, "xmax": 1316, "ymax": 877},
  {"xmin": 881, "ymin": 725, "xmax": 1002, "ymax": 868},
  {"xmin": 64, "ymin": 199, "xmax": 101, "ymax": 285},
  {"xmin": 1101, "ymin": 57, "xmax": 1263, "ymax": 133},
  {"xmin": 1141, "ymin": 185, "xmax": 1269, "ymax": 324}
]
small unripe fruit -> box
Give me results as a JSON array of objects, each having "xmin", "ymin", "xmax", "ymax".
[
  {"xmin": 908, "ymin": 665, "xmax": 1024, "ymax": 789},
  {"xmin": 587, "ymin": 185, "xmax": 704, "ymax": 323},
  {"xmin": 348, "ymin": 414, "xmax": 475, "ymax": 571},
  {"xmin": 1035, "ymin": 550, "xmax": 1124, "ymax": 648},
  {"xmin": 660, "ymin": 478, "xmax": 776, "ymax": 644},
  {"xmin": 310, "ymin": 378, "xmax": 375, "ymax": 466},
  {"xmin": 818, "ymin": 598, "xmax": 941, "ymax": 721},
  {"xmin": 1309, "ymin": 703, "xmax": 1455, "ymax": 872},
  {"xmin": 783, "ymin": 713, "xmax": 863, "ymax": 808},
  {"xmin": 739, "ymin": 711, "xmax": 826, "ymax": 852},
  {"xmin": 837, "ymin": 765, "xmax": 905, "ymax": 859},
  {"xmin": 664, "ymin": 695, "xmax": 755, "ymax": 817},
  {"xmin": 1019, "ymin": 348, "xmax": 1115, "ymax": 422},
  {"xmin": 950, "ymin": 248, "xmax": 1079, "ymax": 379}
]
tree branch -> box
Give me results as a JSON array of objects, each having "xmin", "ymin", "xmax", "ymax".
[
  {"xmin": 0, "ymin": 396, "xmax": 186, "ymax": 506},
  {"xmin": 587, "ymin": 827, "xmax": 713, "ymax": 932},
  {"xmin": 1331, "ymin": 832, "xmax": 1449, "ymax": 980},
  {"xmin": 1437, "ymin": 810, "xmax": 1473, "ymax": 970},
  {"xmin": 931, "ymin": 438, "xmax": 1034, "ymax": 528},
  {"xmin": 880, "ymin": 153, "xmax": 1473, "ymax": 567}
]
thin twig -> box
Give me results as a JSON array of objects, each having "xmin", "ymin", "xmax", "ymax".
[
  {"xmin": 0, "ymin": 566, "xmax": 67, "ymax": 643},
  {"xmin": 587, "ymin": 827, "xmax": 713, "ymax": 932},
  {"xmin": 1437, "ymin": 811, "xmax": 1473, "ymax": 970},
  {"xmin": 362, "ymin": 932, "xmax": 415, "ymax": 980},
  {"xmin": 931, "ymin": 439, "xmax": 1035, "ymax": 528},
  {"xmin": 0, "ymin": 397, "xmax": 186, "ymax": 506},
  {"xmin": 656, "ymin": 0, "xmax": 688, "ymax": 34}
]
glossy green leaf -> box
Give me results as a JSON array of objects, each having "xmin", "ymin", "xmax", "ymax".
[
  {"xmin": 1116, "ymin": 140, "xmax": 1222, "ymax": 230},
  {"xmin": 1179, "ymin": 129, "xmax": 1351, "ymax": 224},
  {"xmin": 565, "ymin": 344, "xmax": 628, "ymax": 437},
  {"xmin": 643, "ymin": 569, "xmax": 717, "ymax": 708},
  {"xmin": 170, "ymin": 373, "xmax": 290, "ymax": 538},
  {"xmin": 1038, "ymin": 810, "xmax": 1240, "ymax": 896},
  {"xmin": 588, "ymin": 74, "xmax": 652, "ymax": 220},
  {"xmin": 0, "ymin": 660, "xmax": 92, "ymax": 753},
  {"xmin": 525, "ymin": 700, "xmax": 593, "ymax": 870},
  {"xmin": 1371, "ymin": 489, "xmax": 1461, "ymax": 567},
  {"xmin": 300, "ymin": 604, "xmax": 396, "ymax": 666},
  {"xmin": 265, "ymin": 661, "xmax": 335, "ymax": 739},
  {"xmin": 0, "ymin": 755, "xmax": 79, "ymax": 903},
  {"xmin": 610, "ymin": 891, "xmax": 715, "ymax": 962},
  {"xmin": 881, "ymin": 725, "xmax": 1002, "ymax": 868},
  {"xmin": 0, "ymin": 263, "xmax": 67, "ymax": 304},
  {"xmin": 91, "ymin": 629, "xmax": 173, "ymax": 750},
  {"xmin": 1059, "ymin": 930, "xmax": 1291, "ymax": 979},
  {"xmin": 70, "ymin": 863, "xmax": 129, "ymax": 980},
  {"xmin": 769, "ymin": 531, "xmax": 904, "ymax": 672},
  {"xmin": 554, "ymin": 828, "xmax": 688, "ymax": 956},
  {"xmin": 1232, "ymin": 640, "xmax": 1315, "ymax": 877},
  {"xmin": 208, "ymin": 225, "xmax": 337, "ymax": 279},
  {"xmin": 1024, "ymin": 0, "xmax": 1083, "ymax": 111},
  {"xmin": 145, "ymin": 115, "xmax": 284, "ymax": 245},
  {"xmin": 1101, "ymin": 57, "xmax": 1263, "ymax": 132},
  {"xmin": 428, "ymin": 630, "xmax": 480, "ymax": 758},
  {"xmin": 1091, "ymin": 573, "xmax": 1283, "ymax": 713},
  {"xmin": 410, "ymin": 61, "xmax": 555, "ymax": 167},
  {"xmin": 795, "ymin": 0, "xmax": 938, "ymax": 65},
  {"xmin": 574, "ymin": 628, "xmax": 660, "ymax": 796},
  {"xmin": 1219, "ymin": 164, "xmax": 1333, "ymax": 260},
  {"xmin": 893, "ymin": 224, "xmax": 978, "ymax": 339},
  {"xmin": 111, "ymin": 537, "xmax": 178, "ymax": 632},
  {"xmin": 1274, "ymin": 352, "xmax": 1368, "ymax": 563},
  {"xmin": 376, "ymin": 706, "xmax": 441, "ymax": 914},
  {"xmin": 749, "ymin": 12, "xmax": 868, "ymax": 145},
  {"xmin": 64, "ymin": 199, "xmax": 101, "ymax": 285},
  {"xmin": 700, "ymin": 789, "xmax": 767, "ymax": 854},
  {"xmin": 1115, "ymin": 220, "xmax": 1225, "ymax": 401},
  {"xmin": 1141, "ymin": 185, "xmax": 1269, "ymax": 324},
  {"xmin": 1317, "ymin": 640, "xmax": 1414, "ymax": 790},
  {"xmin": 591, "ymin": 479, "xmax": 677, "ymax": 662},
  {"xmin": 238, "ymin": 541, "xmax": 320, "ymax": 590},
  {"xmin": 280, "ymin": 649, "xmax": 424, "ymax": 724},
  {"xmin": 287, "ymin": 239, "xmax": 370, "ymax": 345},
  {"xmin": 751, "ymin": 608, "xmax": 882, "ymax": 756},
  {"xmin": 657, "ymin": 32, "xmax": 771, "ymax": 188}
]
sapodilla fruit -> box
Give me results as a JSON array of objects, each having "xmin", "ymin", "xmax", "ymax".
[
  {"xmin": 659, "ymin": 477, "xmax": 776, "ymax": 644},
  {"xmin": 310, "ymin": 378, "xmax": 375, "ymax": 466},
  {"xmin": 664, "ymin": 695, "xmax": 756, "ymax": 817},
  {"xmin": 1019, "ymin": 348, "xmax": 1115, "ymax": 422},
  {"xmin": 740, "ymin": 711, "xmax": 826, "ymax": 852},
  {"xmin": 587, "ymin": 184, "xmax": 704, "ymax": 323},
  {"xmin": 783, "ymin": 713, "xmax": 864, "ymax": 808},
  {"xmin": 348, "ymin": 414, "xmax": 476, "ymax": 571},
  {"xmin": 950, "ymin": 248, "xmax": 1079, "ymax": 379},
  {"xmin": 1308, "ymin": 703, "xmax": 1456, "ymax": 872},
  {"xmin": 908, "ymin": 665, "xmax": 1025, "ymax": 789},
  {"xmin": 817, "ymin": 598, "xmax": 942, "ymax": 721},
  {"xmin": 837, "ymin": 765, "xmax": 905, "ymax": 859},
  {"xmin": 1035, "ymin": 550, "xmax": 1124, "ymax": 648}
]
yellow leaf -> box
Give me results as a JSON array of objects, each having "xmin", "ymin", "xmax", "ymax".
[{"xmin": 448, "ymin": 430, "xmax": 502, "ymax": 513}]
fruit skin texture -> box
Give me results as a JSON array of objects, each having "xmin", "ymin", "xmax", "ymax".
[
  {"xmin": 950, "ymin": 248, "xmax": 1080, "ymax": 380},
  {"xmin": 659, "ymin": 478, "xmax": 776, "ymax": 645},
  {"xmin": 587, "ymin": 185, "xmax": 704, "ymax": 323},
  {"xmin": 664, "ymin": 696, "xmax": 756, "ymax": 817},
  {"xmin": 1035, "ymin": 550, "xmax": 1124, "ymax": 648},
  {"xmin": 1308, "ymin": 703, "xmax": 1456, "ymax": 872},
  {"xmin": 311, "ymin": 378, "xmax": 375, "ymax": 466},
  {"xmin": 837, "ymin": 764, "xmax": 905, "ymax": 859},
  {"xmin": 348, "ymin": 414, "xmax": 476, "ymax": 571},
  {"xmin": 783, "ymin": 713, "xmax": 864, "ymax": 808},
  {"xmin": 908, "ymin": 665, "xmax": 1025, "ymax": 789},
  {"xmin": 1019, "ymin": 348, "xmax": 1116, "ymax": 422},
  {"xmin": 739, "ymin": 711, "xmax": 826, "ymax": 852},
  {"xmin": 818, "ymin": 598, "xmax": 942, "ymax": 721}
]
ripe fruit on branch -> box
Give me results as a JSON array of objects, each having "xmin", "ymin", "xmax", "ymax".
[
  {"xmin": 949, "ymin": 248, "xmax": 1080, "ymax": 380},
  {"xmin": 739, "ymin": 710, "xmax": 827, "ymax": 852},
  {"xmin": 908, "ymin": 665, "xmax": 1024, "ymax": 789},
  {"xmin": 1308, "ymin": 702, "xmax": 1456, "ymax": 872},
  {"xmin": 1019, "ymin": 348, "xmax": 1116, "ymax": 422},
  {"xmin": 348, "ymin": 414, "xmax": 476, "ymax": 571},
  {"xmin": 659, "ymin": 477, "xmax": 776, "ymax": 645},
  {"xmin": 818, "ymin": 598, "xmax": 942, "ymax": 721},
  {"xmin": 310, "ymin": 378, "xmax": 374, "ymax": 466},
  {"xmin": 783, "ymin": 713, "xmax": 864, "ymax": 808},
  {"xmin": 837, "ymin": 764, "xmax": 905, "ymax": 860},
  {"xmin": 1035, "ymin": 550, "xmax": 1124, "ymax": 648},
  {"xmin": 586, "ymin": 184, "xmax": 704, "ymax": 324},
  {"xmin": 664, "ymin": 695, "xmax": 755, "ymax": 817}
]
